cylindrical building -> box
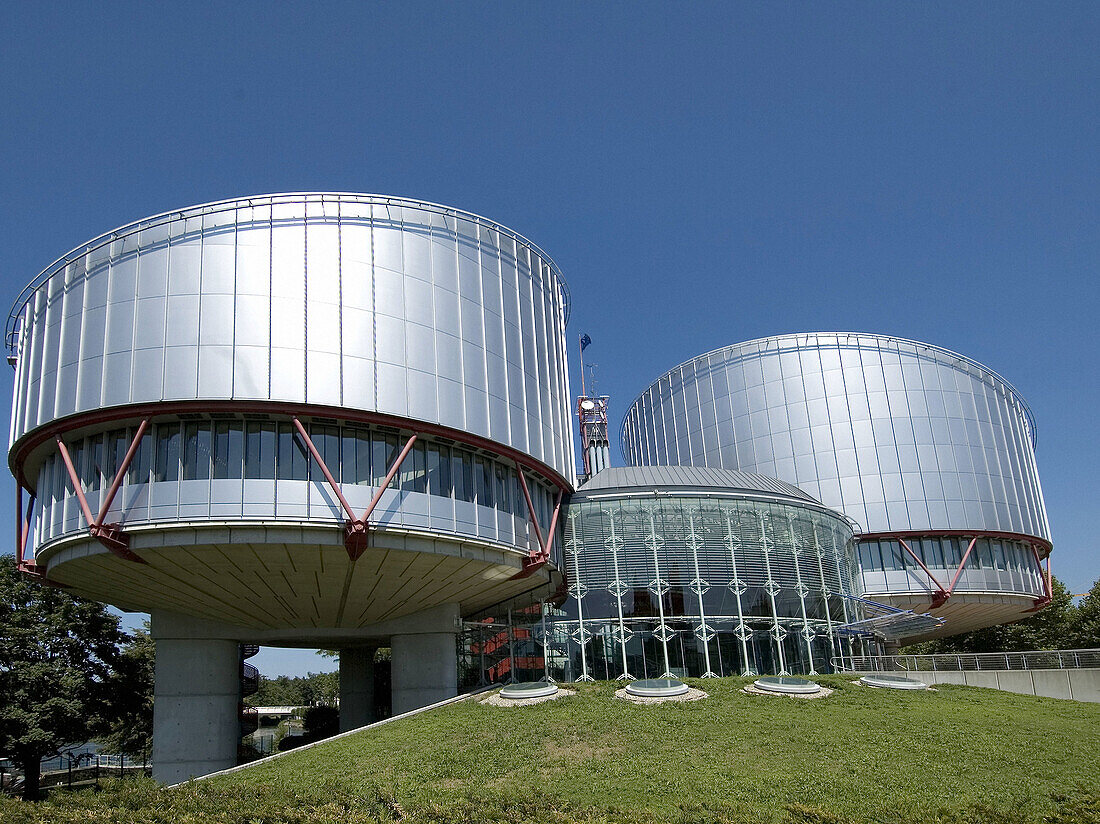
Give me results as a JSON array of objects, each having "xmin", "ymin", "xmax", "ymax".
[
  {"xmin": 620, "ymin": 333, "xmax": 1051, "ymax": 636},
  {"xmin": 547, "ymin": 466, "xmax": 862, "ymax": 680},
  {"xmin": 8, "ymin": 193, "xmax": 574, "ymax": 779}
]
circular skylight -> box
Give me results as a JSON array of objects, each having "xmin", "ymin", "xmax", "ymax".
[
  {"xmin": 754, "ymin": 676, "xmax": 822, "ymax": 695},
  {"xmin": 625, "ymin": 678, "xmax": 690, "ymax": 698},
  {"xmin": 859, "ymin": 674, "xmax": 928, "ymax": 690},
  {"xmin": 499, "ymin": 681, "xmax": 559, "ymax": 699}
]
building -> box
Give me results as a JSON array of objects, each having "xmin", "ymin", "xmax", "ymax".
[
  {"xmin": 549, "ymin": 465, "xmax": 864, "ymax": 680},
  {"xmin": 620, "ymin": 332, "xmax": 1053, "ymax": 636},
  {"xmin": 7, "ymin": 193, "xmax": 574, "ymax": 781},
  {"xmin": 8, "ymin": 194, "xmax": 1058, "ymax": 775}
]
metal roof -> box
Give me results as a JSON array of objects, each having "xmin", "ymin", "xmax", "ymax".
[{"xmin": 577, "ymin": 465, "xmax": 817, "ymax": 502}]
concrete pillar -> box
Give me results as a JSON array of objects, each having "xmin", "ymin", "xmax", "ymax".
[
  {"xmin": 391, "ymin": 632, "xmax": 458, "ymax": 714},
  {"xmin": 339, "ymin": 647, "xmax": 376, "ymax": 731},
  {"xmin": 149, "ymin": 612, "xmax": 246, "ymax": 783},
  {"xmin": 150, "ymin": 637, "xmax": 240, "ymax": 783}
]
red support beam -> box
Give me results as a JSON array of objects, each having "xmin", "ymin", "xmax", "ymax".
[
  {"xmin": 20, "ymin": 490, "xmax": 34, "ymax": 564},
  {"xmin": 945, "ymin": 537, "xmax": 979, "ymax": 597},
  {"xmin": 94, "ymin": 419, "xmax": 149, "ymax": 526},
  {"xmin": 514, "ymin": 464, "xmax": 546, "ymax": 556},
  {"xmin": 511, "ymin": 481, "xmax": 564, "ymax": 580},
  {"xmin": 291, "ymin": 417, "xmax": 358, "ymax": 522},
  {"xmin": 895, "ymin": 537, "xmax": 949, "ymax": 607},
  {"xmin": 1025, "ymin": 543, "xmax": 1053, "ymax": 611},
  {"xmin": 55, "ymin": 435, "xmax": 96, "ymax": 527},
  {"xmin": 319, "ymin": 426, "xmax": 415, "ymax": 563},
  {"xmin": 15, "ymin": 483, "xmax": 23, "ymax": 566},
  {"xmin": 360, "ymin": 434, "xmax": 418, "ymax": 525},
  {"xmin": 542, "ymin": 490, "xmax": 564, "ymax": 557},
  {"xmin": 55, "ymin": 434, "xmax": 144, "ymax": 563},
  {"xmin": 15, "ymin": 483, "xmax": 45, "ymax": 579}
]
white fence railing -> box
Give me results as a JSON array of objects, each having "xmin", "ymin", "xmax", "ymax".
[{"xmin": 834, "ymin": 648, "xmax": 1100, "ymax": 673}]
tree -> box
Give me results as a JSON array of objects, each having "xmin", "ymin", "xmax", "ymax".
[
  {"xmin": 248, "ymin": 671, "xmax": 338, "ymax": 707},
  {"xmin": 97, "ymin": 625, "xmax": 154, "ymax": 764},
  {"xmin": 1070, "ymin": 578, "xmax": 1100, "ymax": 648},
  {"xmin": 0, "ymin": 556, "xmax": 126, "ymax": 800}
]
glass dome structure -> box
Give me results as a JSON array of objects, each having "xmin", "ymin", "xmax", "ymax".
[{"xmin": 541, "ymin": 465, "xmax": 865, "ymax": 681}]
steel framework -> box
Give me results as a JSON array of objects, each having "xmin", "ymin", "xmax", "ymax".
[{"xmin": 14, "ymin": 400, "xmax": 570, "ymax": 578}]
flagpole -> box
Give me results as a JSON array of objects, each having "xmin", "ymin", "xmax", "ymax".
[{"xmin": 579, "ymin": 334, "xmax": 586, "ymax": 398}]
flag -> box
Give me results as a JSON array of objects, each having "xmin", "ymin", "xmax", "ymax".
[{"xmin": 580, "ymin": 333, "xmax": 592, "ymax": 351}]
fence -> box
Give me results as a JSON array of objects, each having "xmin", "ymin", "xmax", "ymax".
[{"xmin": 835, "ymin": 648, "xmax": 1100, "ymax": 673}]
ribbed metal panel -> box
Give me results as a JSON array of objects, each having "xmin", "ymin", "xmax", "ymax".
[{"xmin": 579, "ymin": 465, "xmax": 816, "ymax": 502}]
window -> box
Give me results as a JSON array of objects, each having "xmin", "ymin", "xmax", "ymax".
[
  {"xmin": 154, "ymin": 424, "xmax": 180, "ymax": 482},
  {"xmin": 183, "ymin": 422, "xmax": 212, "ymax": 480},
  {"xmin": 277, "ymin": 424, "xmax": 308, "ymax": 480},
  {"xmin": 213, "ymin": 422, "xmax": 244, "ymax": 479},
  {"xmin": 244, "ymin": 422, "xmax": 276, "ymax": 479}
]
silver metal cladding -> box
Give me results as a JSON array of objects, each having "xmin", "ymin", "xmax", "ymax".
[
  {"xmin": 9, "ymin": 194, "xmax": 574, "ymax": 482},
  {"xmin": 620, "ymin": 332, "xmax": 1048, "ymax": 541}
]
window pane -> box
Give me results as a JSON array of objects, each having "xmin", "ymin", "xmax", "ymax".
[
  {"xmin": 372, "ymin": 433, "xmax": 399, "ymax": 486},
  {"xmin": 495, "ymin": 463, "xmax": 510, "ymax": 513},
  {"xmin": 453, "ymin": 449, "xmax": 474, "ymax": 503},
  {"xmin": 277, "ymin": 423, "xmax": 308, "ymax": 480},
  {"xmin": 354, "ymin": 429, "xmax": 372, "ymax": 485},
  {"xmin": 213, "ymin": 422, "xmax": 244, "ymax": 479},
  {"xmin": 427, "ymin": 443, "xmax": 451, "ymax": 497},
  {"xmin": 476, "ymin": 457, "xmax": 494, "ymax": 508},
  {"xmin": 128, "ymin": 431, "xmax": 151, "ymax": 486},
  {"xmin": 402, "ymin": 441, "xmax": 427, "ymax": 493},
  {"xmin": 155, "ymin": 424, "xmax": 180, "ymax": 482},
  {"xmin": 183, "ymin": 422, "xmax": 212, "ymax": 481},
  {"xmin": 245, "ymin": 421, "xmax": 276, "ymax": 479}
]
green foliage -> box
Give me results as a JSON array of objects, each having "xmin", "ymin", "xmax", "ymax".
[
  {"xmin": 903, "ymin": 576, "xmax": 1099, "ymax": 654},
  {"xmin": 1071, "ymin": 579, "xmax": 1100, "ymax": 648},
  {"xmin": 250, "ymin": 671, "xmax": 339, "ymax": 707},
  {"xmin": 96, "ymin": 624, "xmax": 154, "ymax": 761},
  {"xmin": 302, "ymin": 704, "xmax": 339, "ymax": 740},
  {"xmin": 0, "ymin": 556, "xmax": 127, "ymax": 799}
]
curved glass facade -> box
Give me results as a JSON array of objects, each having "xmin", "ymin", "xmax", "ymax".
[
  {"xmin": 31, "ymin": 418, "xmax": 561, "ymax": 561},
  {"xmin": 543, "ymin": 467, "xmax": 863, "ymax": 679}
]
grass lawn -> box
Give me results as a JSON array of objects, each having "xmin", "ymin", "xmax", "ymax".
[{"xmin": 4, "ymin": 676, "xmax": 1099, "ymax": 823}]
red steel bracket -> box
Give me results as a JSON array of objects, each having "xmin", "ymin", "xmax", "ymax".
[
  {"xmin": 942, "ymin": 536, "xmax": 979, "ymax": 605},
  {"xmin": 1025, "ymin": 545, "xmax": 1053, "ymax": 612},
  {"xmin": 15, "ymin": 484, "xmax": 45, "ymax": 578},
  {"xmin": 511, "ymin": 466, "xmax": 563, "ymax": 579},
  {"xmin": 293, "ymin": 417, "xmax": 417, "ymax": 561},
  {"xmin": 54, "ymin": 422, "xmax": 150, "ymax": 563},
  {"xmin": 895, "ymin": 537, "xmax": 950, "ymax": 608}
]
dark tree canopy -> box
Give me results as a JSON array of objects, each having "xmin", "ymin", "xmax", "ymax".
[
  {"xmin": 0, "ymin": 556, "xmax": 126, "ymax": 800},
  {"xmin": 97, "ymin": 625, "xmax": 154, "ymax": 762}
]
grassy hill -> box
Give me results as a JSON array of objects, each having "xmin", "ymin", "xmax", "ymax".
[{"xmin": 4, "ymin": 676, "xmax": 1099, "ymax": 823}]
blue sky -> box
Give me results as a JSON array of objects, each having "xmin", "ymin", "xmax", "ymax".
[{"xmin": 2, "ymin": 3, "xmax": 1096, "ymax": 676}]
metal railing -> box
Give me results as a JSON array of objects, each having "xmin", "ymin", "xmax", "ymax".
[{"xmin": 834, "ymin": 648, "xmax": 1100, "ymax": 673}]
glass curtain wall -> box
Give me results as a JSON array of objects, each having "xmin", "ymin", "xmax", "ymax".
[
  {"xmin": 543, "ymin": 493, "xmax": 863, "ymax": 680},
  {"xmin": 32, "ymin": 418, "xmax": 560, "ymax": 561}
]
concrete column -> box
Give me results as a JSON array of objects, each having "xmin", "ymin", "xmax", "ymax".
[
  {"xmin": 391, "ymin": 632, "xmax": 458, "ymax": 714},
  {"xmin": 339, "ymin": 647, "xmax": 376, "ymax": 731},
  {"xmin": 151, "ymin": 637, "xmax": 240, "ymax": 783}
]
